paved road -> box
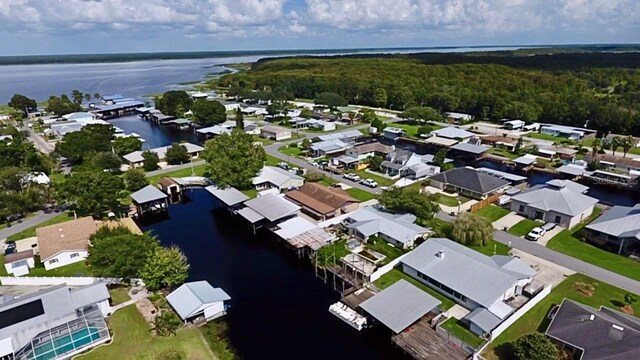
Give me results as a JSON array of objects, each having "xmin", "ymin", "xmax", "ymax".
[
  {"xmin": 0, "ymin": 210, "xmax": 64, "ymax": 242},
  {"xmin": 22, "ymin": 124, "xmax": 55, "ymax": 154}
]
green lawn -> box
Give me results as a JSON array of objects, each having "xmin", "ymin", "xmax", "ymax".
[
  {"xmin": 366, "ymin": 237, "xmax": 406, "ymax": 265},
  {"xmin": 468, "ymin": 240, "xmax": 510, "ymax": 256},
  {"xmin": 7, "ymin": 212, "xmax": 75, "ymax": 242},
  {"xmin": 474, "ymin": 205, "xmax": 511, "ymax": 222},
  {"xmin": 487, "ymin": 148, "xmax": 519, "ymax": 160},
  {"xmin": 431, "ymin": 193, "xmax": 464, "ymax": 207},
  {"xmin": 374, "ymin": 269, "xmax": 456, "ymax": 310},
  {"xmin": 146, "ymin": 164, "xmax": 207, "ymax": 184},
  {"xmin": 77, "ymin": 305, "xmax": 215, "ymax": 360},
  {"xmin": 353, "ymin": 169, "xmax": 394, "ymax": 186},
  {"xmin": 345, "ymin": 188, "xmax": 377, "ymax": 202},
  {"xmin": 108, "ymin": 287, "xmax": 131, "ymax": 305},
  {"xmin": 241, "ymin": 188, "xmax": 258, "ymax": 199},
  {"xmin": 485, "ymin": 273, "xmax": 640, "ymax": 360},
  {"xmin": 507, "ymin": 219, "xmax": 543, "ymax": 237},
  {"xmin": 278, "ymin": 145, "xmax": 305, "ymax": 158},
  {"xmin": 422, "ymin": 218, "xmax": 452, "ymax": 238},
  {"xmin": 440, "ymin": 318, "xmax": 485, "ymax": 348},
  {"xmin": 390, "ymin": 121, "xmax": 443, "ymax": 138},
  {"xmin": 29, "ymin": 261, "xmax": 94, "ymax": 277},
  {"xmin": 526, "ymin": 132, "xmax": 566, "ymax": 142}
]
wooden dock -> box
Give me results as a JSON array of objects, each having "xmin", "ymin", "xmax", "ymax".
[{"xmin": 392, "ymin": 317, "xmax": 469, "ymax": 360}]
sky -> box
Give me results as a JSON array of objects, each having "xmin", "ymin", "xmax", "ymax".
[{"xmin": 0, "ymin": 0, "xmax": 639, "ymax": 56}]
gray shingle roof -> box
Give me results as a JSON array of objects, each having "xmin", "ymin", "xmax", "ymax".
[
  {"xmin": 586, "ymin": 204, "xmax": 640, "ymax": 238},
  {"xmin": 130, "ymin": 185, "xmax": 168, "ymax": 204},
  {"xmin": 346, "ymin": 207, "xmax": 428, "ymax": 245},
  {"xmin": 511, "ymin": 180, "xmax": 598, "ymax": 216},
  {"xmin": 360, "ymin": 280, "xmax": 441, "ymax": 334},
  {"xmin": 401, "ymin": 238, "xmax": 527, "ymax": 308},
  {"xmin": 545, "ymin": 299, "xmax": 640, "ymax": 360},
  {"xmin": 166, "ymin": 281, "xmax": 231, "ymax": 320},
  {"xmin": 429, "ymin": 167, "xmax": 510, "ymax": 195}
]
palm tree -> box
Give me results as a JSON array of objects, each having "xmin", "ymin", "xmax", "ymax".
[
  {"xmin": 621, "ymin": 135, "xmax": 636, "ymax": 158},
  {"xmin": 149, "ymin": 310, "xmax": 181, "ymax": 337},
  {"xmin": 591, "ymin": 137, "xmax": 602, "ymax": 158},
  {"xmin": 610, "ymin": 136, "xmax": 622, "ymax": 156}
]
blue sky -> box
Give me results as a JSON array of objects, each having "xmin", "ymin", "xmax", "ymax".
[{"xmin": 0, "ymin": 0, "xmax": 638, "ymax": 55}]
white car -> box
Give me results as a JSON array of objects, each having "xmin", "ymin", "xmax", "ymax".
[
  {"xmin": 525, "ymin": 227, "xmax": 546, "ymax": 241},
  {"xmin": 360, "ymin": 179, "xmax": 378, "ymax": 188},
  {"xmin": 343, "ymin": 173, "xmax": 361, "ymax": 182},
  {"xmin": 277, "ymin": 162, "xmax": 289, "ymax": 170}
]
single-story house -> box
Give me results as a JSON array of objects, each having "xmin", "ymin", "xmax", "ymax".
[
  {"xmin": 475, "ymin": 167, "xmax": 527, "ymax": 185},
  {"xmin": 122, "ymin": 142, "xmax": 204, "ymax": 168},
  {"xmin": 252, "ymin": 166, "xmax": 304, "ymax": 192},
  {"xmin": 557, "ymin": 164, "xmax": 586, "ymax": 177},
  {"xmin": 540, "ymin": 124, "xmax": 595, "ymax": 140},
  {"xmin": 584, "ymin": 204, "xmax": 640, "ymax": 255},
  {"xmin": 62, "ymin": 112, "xmax": 96, "ymax": 124},
  {"xmin": 0, "ymin": 283, "xmax": 111, "ymax": 360},
  {"xmin": 480, "ymin": 135, "xmax": 518, "ymax": 151},
  {"xmin": 285, "ymin": 183, "xmax": 360, "ymax": 220},
  {"xmin": 430, "ymin": 127, "xmax": 475, "ymax": 140},
  {"xmin": 585, "ymin": 153, "xmax": 640, "ymax": 175},
  {"xmin": 382, "ymin": 127, "xmax": 404, "ymax": 141},
  {"xmin": 3, "ymin": 250, "xmax": 35, "ymax": 276},
  {"xmin": 196, "ymin": 125, "xmax": 232, "ymax": 139},
  {"xmin": 260, "ymin": 125, "xmax": 292, "ymax": 141},
  {"xmin": 429, "ymin": 167, "xmax": 511, "ymax": 200},
  {"xmin": 344, "ymin": 142, "xmax": 394, "ymax": 163},
  {"xmin": 503, "ymin": 119, "xmax": 525, "ymax": 130},
  {"xmin": 310, "ymin": 139, "xmax": 351, "ymax": 157},
  {"xmin": 380, "ymin": 149, "xmax": 443, "ymax": 179},
  {"xmin": 545, "ymin": 298, "xmax": 640, "ymax": 360},
  {"xmin": 314, "ymin": 129, "xmax": 362, "ymax": 142},
  {"xmin": 49, "ymin": 121, "xmax": 85, "ymax": 137},
  {"xmin": 603, "ymin": 133, "xmax": 640, "ymax": 148},
  {"xmin": 166, "ymin": 281, "xmax": 231, "ymax": 323},
  {"xmin": 342, "ymin": 207, "xmax": 430, "ymax": 249},
  {"xmin": 445, "ymin": 112, "xmax": 473, "ymax": 124},
  {"xmin": 359, "ymin": 279, "xmax": 442, "ymax": 334},
  {"xmin": 449, "ymin": 142, "xmax": 489, "ymax": 160},
  {"xmin": 401, "ymin": 238, "xmax": 535, "ymax": 335},
  {"xmin": 36, "ymin": 216, "xmax": 97, "ymax": 270},
  {"xmin": 510, "ymin": 179, "xmax": 598, "ymax": 229}
]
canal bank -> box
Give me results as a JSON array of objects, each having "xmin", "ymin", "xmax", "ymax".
[{"xmin": 141, "ymin": 188, "xmax": 408, "ymax": 360}]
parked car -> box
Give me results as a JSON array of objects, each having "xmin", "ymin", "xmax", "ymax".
[
  {"xmin": 4, "ymin": 242, "xmax": 16, "ymax": 256},
  {"xmin": 541, "ymin": 222, "xmax": 557, "ymax": 231},
  {"xmin": 277, "ymin": 162, "xmax": 289, "ymax": 170},
  {"xmin": 360, "ymin": 179, "xmax": 378, "ymax": 188},
  {"xmin": 343, "ymin": 173, "xmax": 361, "ymax": 182},
  {"xmin": 525, "ymin": 227, "xmax": 546, "ymax": 241},
  {"xmin": 288, "ymin": 167, "xmax": 300, "ymax": 174}
]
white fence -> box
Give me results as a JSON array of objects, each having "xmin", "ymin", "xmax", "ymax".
[
  {"xmin": 368, "ymin": 254, "xmax": 408, "ymax": 283},
  {"xmin": 489, "ymin": 284, "xmax": 553, "ymax": 339},
  {"xmin": 0, "ymin": 276, "xmax": 120, "ymax": 286}
]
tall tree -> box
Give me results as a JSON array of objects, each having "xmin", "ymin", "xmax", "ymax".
[
  {"xmin": 372, "ymin": 88, "xmax": 388, "ymax": 107},
  {"xmin": 155, "ymin": 91, "xmax": 193, "ymax": 117},
  {"xmin": 379, "ymin": 186, "xmax": 438, "ymax": 221},
  {"xmin": 142, "ymin": 151, "xmax": 160, "ymax": 171},
  {"xmin": 192, "ymin": 99, "xmax": 226, "ymax": 126},
  {"xmin": 88, "ymin": 227, "xmax": 160, "ymax": 279},
  {"xmin": 314, "ymin": 92, "xmax": 347, "ymax": 109},
  {"xmin": 93, "ymin": 93, "xmax": 101, "ymax": 99},
  {"xmin": 55, "ymin": 124, "xmax": 115, "ymax": 163},
  {"xmin": 165, "ymin": 143, "xmax": 190, "ymax": 165},
  {"xmin": 123, "ymin": 168, "xmax": 149, "ymax": 191},
  {"xmin": 140, "ymin": 246, "xmax": 190, "ymax": 291},
  {"xmin": 400, "ymin": 106, "xmax": 442, "ymax": 123},
  {"xmin": 8, "ymin": 94, "xmax": 37, "ymax": 116},
  {"xmin": 84, "ymin": 93, "xmax": 92, "ymax": 101},
  {"xmin": 235, "ymin": 107, "xmax": 244, "ymax": 129},
  {"xmin": 202, "ymin": 129, "xmax": 266, "ymax": 189},
  {"xmin": 451, "ymin": 212, "xmax": 493, "ymax": 246},
  {"xmin": 71, "ymin": 90, "xmax": 85, "ymax": 105},
  {"xmin": 621, "ymin": 135, "xmax": 636, "ymax": 157},
  {"xmin": 89, "ymin": 152, "xmax": 122, "ymax": 172},
  {"xmin": 45, "ymin": 94, "xmax": 82, "ymax": 116},
  {"xmin": 112, "ymin": 136, "xmax": 143, "ymax": 157},
  {"xmin": 57, "ymin": 171, "xmax": 125, "ymax": 216}
]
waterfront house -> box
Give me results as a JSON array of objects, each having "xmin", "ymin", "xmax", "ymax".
[
  {"xmin": 475, "ymin": 167, "xmax": 527, "ymax": 186},
  {"xmin": 3, "ymin": 250, "xmax": 35, "ymax": 276},
  {"xmin": 445, "ymin": 112, "xmax": 474, "ymax": 124},
  {"xmin": 545, "ymin": 298, "xmax": 640, "ymax": 360},
  {"xmin": 584, "ymin": 204, "xmax": 640, "ymax": 255},
  {"xmin": 429, "ymin": 167, "xmax": 511, "ymax": 200},
  {"xmin": 196, "ymin": 124, "xmax": 232, "ymax": 139},
  {"xmin": 510, "ymin": 179, "xmax": 598, "ymax": 228},
  {"xmin": 61, "ymin": 112, "xmax": 97, "ymax": 124},
  {"xmin": 342, "ymin": 207, "xmax": 430, "ymax": 249},
  {"xmin": 252, "ymin": 166, "xmax": 304, "ymax": 192},
  {"xmin": 513, "ymin": 154, "xmax": 537, "ymax": 168},
  {"xmin": 400, "ymin": 238, "xmax": 535, "ymax": 336},
  {"xmin": 285, "ymin": 183, "xmax": 360, "ymax": 220},
  {"xmin": 36, "ymin": 216, "xmax": 97, "ymax": 270},
  {"xmin": 49, "ymin": 121, "xmax": 86, "ymax": 137},
  {"xmin": 480, "ymin": 135, "xmax": 518, "ymax": 151},
  {"xmin": 166, "ymin": 281, "xmax": 231, "ymax": 324},
  {"xmin": 585, "ymin": 153, "xmax": 640, "ymax": 176},
  {"xmin": 449, "ymin": 142, "xmax": 489, "ymax": 161},
  {"xmin": 383, "ymin": 127, "xmax": 404, "ymax": 141},
  {"xmin": 0, "ymin": 283, "xmax": 111, "ymax": 360},
  {"xmin": 122, "ymin": 142, "xmax": 204, "ymax": 168},
  {"xmin": 260, "ymin": 125, "xmax": 292, "ymax": 140},
  {"xmin": 430, "ymin": 127, "xmax": 475, "ymax": 140}
]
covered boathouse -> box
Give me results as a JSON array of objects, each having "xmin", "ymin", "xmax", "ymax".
[{"xmin": 130, "ymin": 185, "xmax": 170, "ymax": 221}]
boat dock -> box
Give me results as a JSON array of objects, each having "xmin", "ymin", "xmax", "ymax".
[{"xmin": 392, "ymin": 316, "xmax": 469, "ymax": 360}]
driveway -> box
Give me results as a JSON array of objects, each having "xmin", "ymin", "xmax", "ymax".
[
  {"xmin": 510, "ymin": 249, "xmax": 575, "ymax": 287},
  {"xmin": 537, "ymin": 226, "xmax": 564, "ymax": 247},
  {"xmin": 492, "ymin": 212, "xmax": 524, "ymax": 231},
  {"xmin": 0, "ymin": 210, "xmax": 64, "ymax": 242}
]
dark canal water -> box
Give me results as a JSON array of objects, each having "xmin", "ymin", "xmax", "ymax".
[
  {"xmin": 142, "ymin": 189, "xmax": 406, "ymax": 360},
  {"xmin": 109, "ymin": 115, "xmax": 197, "ymax": 149}
]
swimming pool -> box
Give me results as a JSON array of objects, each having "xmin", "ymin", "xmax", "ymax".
[{"xmin": 30, "ymin": 327, "xmax": 103, "ymax": 360}]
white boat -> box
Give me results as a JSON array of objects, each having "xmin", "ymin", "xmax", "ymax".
[{"xmin": 328, "ymin": 302, "xmax": 367, "ymax": 331}]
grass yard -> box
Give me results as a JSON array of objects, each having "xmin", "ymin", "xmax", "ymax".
[
  {"xmin": 485, "ymin": 273, "xmax": 640, "ymax": 360},
  {"xmin": 366, "ymin": 237, "xmax": 406, "ymax": 265},
  {"xmin": 487, "ymin": 148, "xmax": 519, "ymax": 160},
  {"xmin": 278, "ymin": 144, "xmax": 305, "ymax": 158},
  {"xmin": 353, "ymin": 169, "xmax": 394, "ymax": 186},
  {"xmin": 108, "ymin": 287, "xmax": 131, "ymax": 305},
  {"xmin": 78, "ymin": 305, "xmax": 215, "ymax": 360},
  {"xmin": 526, "ymin": 132, "xmax": 566, "ymax": 142},
  {"xmin": 474, "ymin": 205, "xmax": 511, "ymax": 222},
  {"xmin": 468, "ymin": 240, "xmax": 510, "ymax": 256},
  {"xmin": 431, "ymin": 193, "xmax": 464, "ymax": 207},
  {"xmin": 29, "ymin": 261, "xmax": 93, "ymax": 277},
  {"xmin": 507, "ymin": 219, "xmax": 543, "ymax": 237},
  {"xmin": 374, "ymin": 269, "xmax": 456, "ymax": 310},
  {"xmin": 422, "ymin": 218, "xmax": 452, "ymax": 238},
  {"xmin": 345, "ymin": 188, "xmax": 377, "ymax": 202},
  {"xmin": 146, "ymin": 164, "xmax": 207, "ymax": 184},
  {"xmin": 7, "ymin": 212, "xmax": 75, "ymax": 242},
  {"xmin": 241, "ymin": 188, "xmax": 258, "ymax": 199},
  {"xmin": 440, "ymin": 318, "xmax": 485, "ymax": 349}
]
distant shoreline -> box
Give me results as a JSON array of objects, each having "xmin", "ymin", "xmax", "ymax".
[{"xmin": 2, "ymin": 44, "xmax": 636, "ymax": 66}]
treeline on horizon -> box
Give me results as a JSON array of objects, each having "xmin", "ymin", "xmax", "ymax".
[{"xmin": 220, "ymin": 52, "xmax": 640, "ymax": 136}]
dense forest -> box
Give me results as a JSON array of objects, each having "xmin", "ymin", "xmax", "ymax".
[{"xmin": 219, "ymin": 52, "xmax": 640, "ymax": 135}]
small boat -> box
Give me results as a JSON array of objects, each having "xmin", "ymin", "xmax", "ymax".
[{"xmin": 328, "ymin": 302, "xmax": 367, "ymax": 331}]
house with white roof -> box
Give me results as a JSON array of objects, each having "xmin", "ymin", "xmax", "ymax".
[
  {"xmin": 380, "ymin": 149, "xmax": 441, "ymax": 179},
  {"xmin": 260, "ymin": 125, "xmax": 292, "ymax": 140},
  {"xmin": 510, "ymin": 179, "xmax": 598, "ymax": 228},
  {"xmin": 314, "ymin": 129, "xmax": 362, "ymax": 142},
  {"xmin": 342, "ymin": 207, "xmax": 430, "ymax": 249},
  {"xmin": 382, "ymin": 127, "xmax": 404, "ymax": 141},
  {"xmin": 400, "ymin": 238, "xmax": 535, "ymax": 336},
  {"xmin": 252, "ymin": 166, "xmax": 304, "ymax": 192},
  {"xmin": 445, "ymin": 112, "xmax": 474, "ymax": 124},
  {"xmin": 61, "ymin": 112, "xmax": 96, "ymax": 124},
  {"xmin": 584, "ymin": 204, "xmax": 640, "ymax": 255},
  {"xmin": 310, "ymin": 139, "xmax": 351, "ymax": 157},
  {"xmin": 502, "ymin": 119, "xmax": 525, "ymax": 130},
  {"xmin": 166, "ymin": 281, "xmax": 231, "ymax": 323},
  {"xmin": 122, "ymin": 142, "xmax": 204, "ymax": 168},
  {"xmin": 430, "ymin": 127, "xmax": 475, "ymax": 140}
]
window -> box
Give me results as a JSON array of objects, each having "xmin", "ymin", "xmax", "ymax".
[
  {"xmin": 70, "ymin": 253, "xmax": 79, "ymax": 258},
  {"xmin": 49, "ymin": 259, "xmax": 58, "ymax": 264},
  {"xmin": 518, "ymin": 205, "xmax": 525, "ymax": 213},
  {"xmin": 554, "ymin": 216, "xmax": 562, "ymax": 224}
]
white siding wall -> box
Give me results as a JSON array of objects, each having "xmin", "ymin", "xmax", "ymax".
[
  {"xmin": 44, "ymin": 250, "xmax": 88, "ymax": 270},
  {"xmin": 203, "ymin": 302, "xmax": 226, "ymax": 320}
]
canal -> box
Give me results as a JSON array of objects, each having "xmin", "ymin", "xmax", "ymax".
[
  {"xmin": 141, "ymin": 189, "xmax": 407, "ymax": 360},
  {"xmin": 109, "ymin": 115, "xmax": 197, "ymax": 149}
]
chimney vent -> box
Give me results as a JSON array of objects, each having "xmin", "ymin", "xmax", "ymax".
[{"xmin": 437, "ymin": 250, "xmax": 445, "ymax": 259}]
